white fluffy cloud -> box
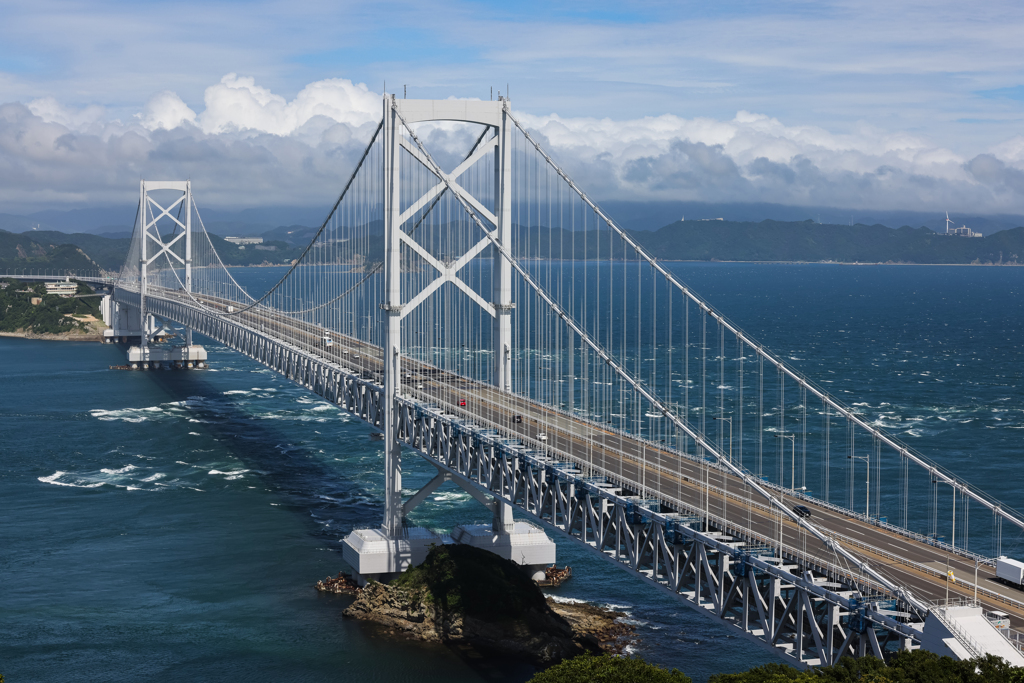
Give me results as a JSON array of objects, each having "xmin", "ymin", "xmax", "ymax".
[
  {"xmin": 196, "ymin": 74, "xmax": 380, "ymax": 136},
  {"xmin": 515, "ymin": 109, "xmax": 990, "ymax": 209},
  {"xmin": 27, "ymin": 97, "xmax": 107, "ymax": 134},
  {"xmin": 3, "ymin": 73, "xmax": 1024, "ymax": 215},
  {"xmin": 136, "ymin": 91, "xmax": 197, "ymax": 132}
]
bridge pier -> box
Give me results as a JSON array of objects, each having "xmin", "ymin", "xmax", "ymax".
[
  {"xmin": 101, "ymin": 294, "xmax": 146, "ymax": 343},
  {"xmin": 343, "ymin": 458, "xmax": 556, "ymax": 585},
  {"xmin": 126, "ymin": 344, "xmax": 207, "ymax": 370},
  {"xmin": 102, "ymin": 296, "xmax": 207, "ymax": 368}
]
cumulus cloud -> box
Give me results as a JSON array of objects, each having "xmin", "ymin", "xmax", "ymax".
[
  {"xmin": 136, "ymin": 91, "xmax": 197, "ymax": 131},
  {"xmin": 516, "ymin": 109, "xmax": 1002, "ymax": 210},
  {"xmin": 27, "ymin": 97, "xmax": 107, "ymax": 133},
  {"xmin": 197, "ymin": 74, "xmax": 379, "ymax": 136},
  {"xmin": 3, "ymin": 73, "xmax": 1024, "ymax": 215},
  {"xmin": 992, "ymin": 136, "xmax": 1024, "ymax": 166}
]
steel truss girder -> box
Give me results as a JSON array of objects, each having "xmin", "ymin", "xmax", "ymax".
[{"xmin": 111, "ymin": 286, "xmax": 924, "ymax": 668}]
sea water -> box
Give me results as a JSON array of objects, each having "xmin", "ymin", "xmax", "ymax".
[{"xmin": 2, "ymin": 263, "xmax": 1023, "ymax": 682}]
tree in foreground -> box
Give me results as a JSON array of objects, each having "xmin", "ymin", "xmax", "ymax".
[
  {"xmin": 528, "ymin": 653, "xmax": 691, "ymax": 683},
  {"xmin": 708, "ymin": 649, "xmax": 1024, "ymax": 683}
]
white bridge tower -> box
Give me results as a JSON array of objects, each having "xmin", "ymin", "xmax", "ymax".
[
  {"xmin": 122, "ymin": 180, "xmax": 207, "ymax": 370},
  {"xmin": 342, "ymin": 96, "xmax": 555, "ymax": 583}
]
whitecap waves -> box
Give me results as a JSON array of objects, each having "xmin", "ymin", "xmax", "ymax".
[
  {"xmin": 87, "ymin": 387, "xmax": 348, "ymax": 429},
  {"xmin": 90, "ymin": 406, "xmax": 165, "ymax": 423},
  {"xmin": 545, "ymin": 594, "xmax": 587, "ymax": 604},
  {"xmin": 37, "ymin": 458, "xmax": 261, "ymax": 490},
  {"xmin": 100, "ymin": 465, "xmax": 137, "ymax": 475},
  {"xmin": 208, "ymin": 469, "xmax": 250, "ymax": 480},
  {"xmin": 431, "ymin": 491, "xmax": 471, "ymax": 502},
  {"xmin": 38, "ymin": 471, "xmax": 104, "ymax": 488}
]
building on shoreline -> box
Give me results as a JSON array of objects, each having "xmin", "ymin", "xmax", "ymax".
[{"xmin": 44, "ymin": 277, "xmax": 78, "ymax": 297}]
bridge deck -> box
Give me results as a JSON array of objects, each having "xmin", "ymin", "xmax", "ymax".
[{"xmin": 141, "ymin": 285, "xmax": 1024, "ymax": 633}]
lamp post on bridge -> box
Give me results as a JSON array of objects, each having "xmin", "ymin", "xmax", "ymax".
[
  {"xmin": 713, "ymin": 416, "xmax": 732, "ymax": 528},
  {"xmin": 774, "ymin": 433, "xmax": 798, "ymax": 559},
  {"xmin": 713, "ymin": 417, "xmax": 732, "ymax": 463},
  {"xmin": 777, "ymin": 433, "xmax": 799, "ymax": 495},
  {"xmin": 848, "ymin": 451, "xmax": 870, "ymax": 519}
]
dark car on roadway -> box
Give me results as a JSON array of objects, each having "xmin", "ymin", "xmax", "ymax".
[{"xmin": 793, "ymin": 505, "xmax": 812, "ymax": 518}]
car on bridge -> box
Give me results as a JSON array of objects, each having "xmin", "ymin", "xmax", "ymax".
[{"xmin": 793, "ymin": 504, "xmax": 812, "ymax": 518}]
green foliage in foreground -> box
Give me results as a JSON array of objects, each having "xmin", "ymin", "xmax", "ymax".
[
  {"xmin": 529, "ymin": 650, "xmax": 1024, "ymax": 683},
  {"xmin": 391, "ymin": 543, "xmax": 546, "ymax": 619},
  {"xmin": 529, "ymin": 653, "xmax": 691, "ymax": 683},
  {"xmin": 709, "ymin": 650, "xmax": 1024, "ymax": 683},
  {"xmin": 0, "ymin": 278, "xmax": 101, "ymax": 334}
]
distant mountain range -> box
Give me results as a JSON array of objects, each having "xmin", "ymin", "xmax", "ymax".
[
  {"xmin": 597, "ymin": 200, "xmax": 1024, "ymax": 237},
  {"xmin": 0, "ymin": 205, "xmax": 333, "ymax": 239},
  {"xmin": 3, "ymin": 214, "xmax": 1024, "ymax": 273},
  {"xmin": 0, "ymin": 230, "xmax": 304, "ymax": 271},
  {"xmin": 632, "ymin": 219, "xmax": 1024, "ymax": 264},
  {"xmin": 0, "ymin": 230, "xmax": 105, "ymax": 271},
  {"xmin": 3, "ymin": 200, "xmax": 1023, "ymax": 238}
]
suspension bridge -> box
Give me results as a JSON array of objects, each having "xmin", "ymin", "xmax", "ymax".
[{"xmin": 7, "ymin": 96, "xmax": 1024, "ymax": 668}]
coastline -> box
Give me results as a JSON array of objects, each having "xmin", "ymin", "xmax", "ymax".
[{"xmin": 0, "ymin": 331, "xmax": 103, "ymax": 342}]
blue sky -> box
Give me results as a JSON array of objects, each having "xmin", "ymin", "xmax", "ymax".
[{"xmin": 1, "ymin": 0, "xmax": 1024, "ymax": 213}]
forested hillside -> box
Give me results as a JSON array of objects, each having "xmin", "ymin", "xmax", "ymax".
[
  {"xmin": 0, "ymin": 231, "xmax": 101, "ymax": 271},
  {"xmin": 6, "ymin": 218, "xmax": 1024, "ymax": 270},
  {"xmin": 632, "ymin": 219, "xmax": 1024, "ymax": 264},
  {"xmin": 15, "ymin": 230, "xmax": 131, "ymax": 270}
]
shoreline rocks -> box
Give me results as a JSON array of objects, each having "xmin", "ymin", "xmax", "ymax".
[
  {"xmin": 335, "ymin": 573, "xmax": 634, "ymax": 663},
  {"xmin": 319, "ymin": 547, "xmax": 638, "ymax": 665},
  {"xmin": 545, "ymin": 599, "xmax": 637, "ymax": 655},
  {"xmin": 341, "ymin": 579, "xmax": 594, "ymax": 665},
  {"xmin": 315, "ymin": 573, "xmax": 360, "ymax": 594}
]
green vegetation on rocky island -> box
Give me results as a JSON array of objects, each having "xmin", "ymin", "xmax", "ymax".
[
  {"xmin": 0, "ymin": 278, "xmax": 102, "ymax": 335},
  {"xmin": 342, "ymin": 544, "xmax": 620, "ymax": 664},
  {"xmin": 389, "ymin": 542, "xmax": 547, "ymax": 618}
]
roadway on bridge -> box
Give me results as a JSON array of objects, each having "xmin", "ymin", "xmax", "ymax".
[{"xmin": 165, "ymin": 287, "xmax": 1024, "ymax": 632}]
